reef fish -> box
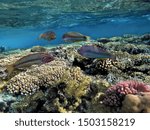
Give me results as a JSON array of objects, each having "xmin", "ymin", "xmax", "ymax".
[
  {"xmin": 77, "ymin": 45, "xmax": 114, "ymax": 59},
  {"xmin": 6, "ymin": 53, "xmax": 54, "ymax": 75},
  {"xmin": 38, "ymin": 31, "xmax": 56, "ymax": 41},
  {"xmin": 62, "ymin": 32, "xmax": 90, "ymax": 42}
]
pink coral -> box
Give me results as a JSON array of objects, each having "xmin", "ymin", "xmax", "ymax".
[{"xmin": 103, "ymin": 80, "xmax": 150, "ymax": 107}]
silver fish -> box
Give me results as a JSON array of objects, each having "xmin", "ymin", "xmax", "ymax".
[
  {"xmin": 5, "ymin": 53, "xmax": 54, "ymax": 76},
  {"xmin": 62, "ymin": 32, "xmax": 90, "ymax": 43},
  {"xmin": 77, "ymin": 45, "xmax": 114, "ymax": 59}
]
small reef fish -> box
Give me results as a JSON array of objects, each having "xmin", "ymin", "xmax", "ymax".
[
  {"xmin": 38, "ymin": 31, "xmax": 56, "ymax": 41},
  {"xmin": 6, "ymin": 53, "xmax": 54, "ymax": 75},
  {"xmin": 77, "ymin": 45, "xmax": 114, "ymax": 59},
  {"xmin": 62, "ymin": 32, "xmax": 90, "ymax": 42}
]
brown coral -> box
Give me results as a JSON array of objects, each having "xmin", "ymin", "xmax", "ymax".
[
  {"xmin": 6, "ymin": 61, "xmax": 91, "ymax": 97},
  {"xmin": 121, "ymin": 93, "xmax": 150, "ymax": 113},
  {"xmin": 103, "ymin": 80, "xmax": 150, "ymax": 107}
]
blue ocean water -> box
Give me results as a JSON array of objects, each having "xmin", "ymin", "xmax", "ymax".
[{"xmin": 0, "ymin": 1, "xmax": 150, "ymax": 49}]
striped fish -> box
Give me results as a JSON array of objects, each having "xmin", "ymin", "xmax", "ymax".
[
  {"xmin": 77, "ymin": 45, "xmax": 115, "ymax": 59},
  {"xmin": 6, "ymin": 53, "xmax": 54, "ymax": 75},
  {"xmin": 62, "ymin": 32, "xmax": 90, "ymax": 43}
]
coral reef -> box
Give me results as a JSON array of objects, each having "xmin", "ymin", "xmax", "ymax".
[
  {"xmin": 103, "ymin": 80, "xmax": 150, "ymax": 107},
  {"xmin": 0, "ymin": 92, "xmax": 17, "ymax": 112},
  {"xmin": 0, "ymin": 34, "xmax": 150, "ymax": 113},
  {"xmin": 121, "ymin": 93, "xmax": 150, "ymax": 113},
  {"xmin": 0, "ymin": 67, "xmax": 7, "ymax": 79},
  {"xmin": 109, "ymin": 34, "xmax": 150, "ymax": 45},
  {"xmin": 11, "ymin": 91, "xmax": 45, "ymax": 112},
  {"xmin": 6, "ymin": 62, "xmax": 91, "ymax": 96},
  {"xmin": 31, "ymin": 46, "xmax": 47, "ymax": 52}
]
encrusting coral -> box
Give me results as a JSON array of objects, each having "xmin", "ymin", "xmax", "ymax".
[
  {"xmin": 121, "ymin": 93, "xmax": 150, "ymax": 113},
  {"xmin": 102, "ymin": 80, "xmax": 150, "ymax": 107}
]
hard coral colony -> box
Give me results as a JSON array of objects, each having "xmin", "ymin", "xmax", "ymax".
[
  {"xmin": 103, "ymin": 80, "xmax": 150, "ymax": 107},
  {"xmin": 0, "ymin": 33, "xmax": 150, "ymax": 113},
  {"xmin": 6, "ymin": 61, "xmax": 91, "ymax": 97}
]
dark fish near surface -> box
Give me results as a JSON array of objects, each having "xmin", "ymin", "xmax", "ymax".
[
  {"xmin": 62, "ymin": 32, "xmax": 90, "ymax": 42},
  {"xmin": 77, "ymin": 45, "xmax": 114, "ymax": 59},
  {"xmin": 6, "ymin": 53, "xmax": 54, "ymax": 75},
  {"xmin": 39, "ymin": 31, "xmax": 56, "ymax": 41}
]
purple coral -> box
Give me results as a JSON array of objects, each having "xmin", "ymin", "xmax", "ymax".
[{"xmin": 103, "ymin": 80, "xmax": 150, "ymax": 107}]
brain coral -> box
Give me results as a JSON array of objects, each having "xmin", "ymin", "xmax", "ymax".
[
  {"xmin": 103, "ymin": 80, "xmax": 150, "ymax": 107},
  {"xmin": 6, "ymin": 60, "xmax": 92, "ymax": 97}
]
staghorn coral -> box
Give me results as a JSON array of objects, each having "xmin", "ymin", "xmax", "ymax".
[{"xmin": 103, "ymin": 80, "xmax": 150, "ymax": 107}]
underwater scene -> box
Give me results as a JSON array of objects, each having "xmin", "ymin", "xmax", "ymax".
[{"xmin": 0, "ymin": 0, "xmax": 150, "ymax": 113}]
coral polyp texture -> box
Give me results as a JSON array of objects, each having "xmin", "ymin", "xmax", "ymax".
[
  {"xmin": 121, "ymin": 93, "xmax": 150, "ymax": 113},
  {"xmin": 6, "ymin": 60, "xmax": 92, "ymax": 97},
  {"xmin": 103, "ymin": 80, "xmax": 150, "ymax": 107}
]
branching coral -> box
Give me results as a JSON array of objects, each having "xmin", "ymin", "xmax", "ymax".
[
  {"xmin": 4, "ymin": 60, "xmax": 92, "ymax": 112},
  {"xmin": 6, "ymin": 61, "xmax": 92, "ymax": 97},
  {"xmin": 93, "ymin": 59, "xmax": 116, "ymax": 74},
  {"xmin": 103, "ymin": 80, "xmax": 150, "ymax": 107}
]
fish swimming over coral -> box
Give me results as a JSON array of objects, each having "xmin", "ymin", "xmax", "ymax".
[
  {"xmin": 62, "ymin": 32, "xmax": 90, "ymax": 42},
  {"xmin": 38, "ymin": 31, "xmax": 56, "ymax": 41},
  {"xmin": 77, "ymin": 44, "xmax": 114, "ymax": 59},
  {"xmin": 5, "ymin": 53, "xmax": 54, "ymax": 75}
]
